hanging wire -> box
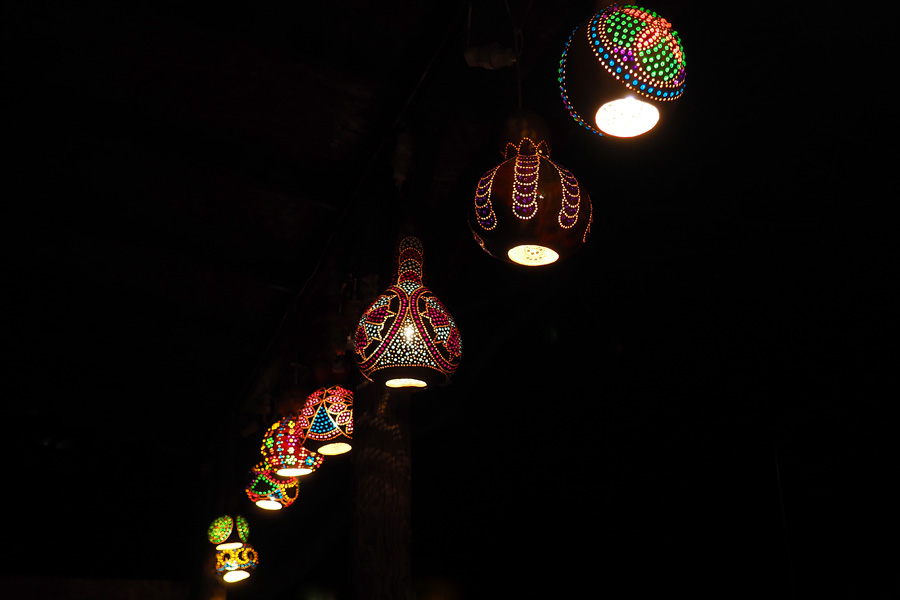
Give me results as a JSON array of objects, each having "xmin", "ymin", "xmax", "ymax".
[{"xmin": 225, "ymin": 1, "xmax": 471, "ymax": 422}]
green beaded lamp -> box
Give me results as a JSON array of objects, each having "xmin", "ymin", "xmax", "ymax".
[
  {"xmin": 207, "ymin": 514, "xmax": 250, "ymax": 550},
  {"xmin": 559, "ymin": 4, "xmax": 686, "ymax": 138}
]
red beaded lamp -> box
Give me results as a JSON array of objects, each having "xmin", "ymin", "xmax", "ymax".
[
  {"xmin": 298, "ymin": 385, "xmax": 353, "ymax": 455},
  {"xmin": 469, "ymin": 137, "xmax": 592, "ymax": 266},
  {"xmin": 244, "ymin": 461, "xmax": 300, "ymax": 510},
  {"xmin": 354, "ymin": 236, "xmax": 462, "ymax": 389},
  {"xmin": 559, "ymin": 4, "xmax": 686, "ymax": 138},
  {"xmin": 260, "ymin": 416, "xmax": 325, "ymax": 477}
]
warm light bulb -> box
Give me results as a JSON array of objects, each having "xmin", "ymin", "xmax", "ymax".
[
  {"xmin": 318, "ymin": 441, "xmax": 352, "ymax": 455},
  {"xmin": 507, "ymin": 244, "xmax": 559, "ymax": 266},
  {"xmin": 223, "ymin": 570, "xmax": 250, "ymax": 583},
  {"xmin": 594, "ymin": 97, "xmax": 660, "ymax": 137},
  {"xmin": 385, "ymin": 377, "xmax": 428, "ymax": 388},
  {"xmin": 255, "ymin": 499, "xmax": 283, "ymax": 510},
  {"xmin": 277, "ymin": 467, "xmax": 312, "ymax": 476}
]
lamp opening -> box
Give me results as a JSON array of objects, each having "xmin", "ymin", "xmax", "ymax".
[
  {"xmin": 507, "ymin": 244, "xmax": 559, "ymax": 266},
  {"xmin": 594, "ymin": 97, "xmax": 660, "ymax": 138},
  {"xmin": 276, "ymin": 467, "xmax": 312, "ymax": 476},
  {"xmin": 223, "ymin": 570, "xmax": 250, "ymax": 583},
  {"xmin": 318, "ymin": 441, "xmax": 352, "ymax": 455},
  {"xmin": 385, "ymin": 377, "xmax": 428, "ymax": 388},
  {"xmin": 215, "ymin": 542, "xmax": 243, "ymax": 551},
  {"xmin": 255, "ymin": 499, "xmax": 284, "ymax": 510}
]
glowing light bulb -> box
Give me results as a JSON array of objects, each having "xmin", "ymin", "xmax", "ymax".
[
  {"xmin": 223, "ymin": 571, "xmax": 250, "ymax": 583},
  {"xmin": 507, "ymin": 244, "xmax": 559, "ymax": 266},
  {"xmin": 595, "ymin": 96, "xmax": 660, "ymax": 137}
]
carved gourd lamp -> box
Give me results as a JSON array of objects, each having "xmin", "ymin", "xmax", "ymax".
[
  {"xmin": 298, "ymin": 385, "xmax": 353, "ymax": 455},
  {"xmin": 469, "ymin": 137, "xmax": 591, "ymax": 266},
  {"xmin": 559, "ymin": 4, "xmax": 686, "ymax": 138},
  {"xmin": 260, "ymin": 415, "xmax": 325, "ymax": 477},
  {"xmin": 244, "ymin": 461, "xmax": 300, "ymax": 510},
  {"xmin": 354, "ymin": 236, "xmax": 462, "ymax": 389},
  {"xmin": 207, "ymin": 514, "xmax": 258, "ymax": 581}
]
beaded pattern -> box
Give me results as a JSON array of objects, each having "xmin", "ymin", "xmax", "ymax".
[
  {"xmin": 473, "ymin": 138, "xmax": 583, "ymax": 233},
  {"xmin": 300, "ymin": 386, "xmax": 354, "ymax": 444},
  {"xmin": 260, "ymin": 417, "xmax": 324, "ymax": 473},
  {"xmin": 245, "ymin": 462, "xmax": 300, "ymax": 508},
  {"xmin": 208, "ymin": 516, "xmax": 233, "ymax": 545},
  {"xmin": 559, "ymin": 4, "xmax": 686, "ymax": 137},
  {"xmin": 474, "ymin": 167, "xmax": 499, "ymax": 230},
  {"xmin": 512, "ymin": 152, "xmax": 540, "ymax": 220},
  {"xmin": 355, "ymin": 237, "xmax": 462, "ymax": 383},
  {"xmin": 216, "ymin": 545, "xmax": 259, "ymax": 574}
]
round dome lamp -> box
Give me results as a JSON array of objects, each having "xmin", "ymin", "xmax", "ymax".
[
  {"xmin": 207, "ymin": 514, "xmax": 250, "ymax": 551},
  {"xmin": 354, "ymin": 236, "xmax": 462, "ymax": 389},
  {"xmin": 299, "ymin": 385, "xmax": 354, "ymax": 455},
  {"xmin": 469, "ymin": 137, "xmax": 591, "ymax": 266},
  {"xmin": 260, "ymin": 416, "xmax": 325, "ymax": 477},
  {"xmin": 559, "ymin": 4, "xmax": 686, "ymax": 138}
]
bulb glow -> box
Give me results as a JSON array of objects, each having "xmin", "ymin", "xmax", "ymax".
[
  {"xmin": 507, "ymin": 244, "xmax": 559, "ymax": 266},
  {"xmin": 223, "ymin": 571, "xmax": 250, "ymax": 583},
  {"xmin": 595, "ymin": 97, "xmax": 660, "ymax": 137},
  {"xmin": 385, "ymin": 377, "xmax": 428, "ymax": 388}
]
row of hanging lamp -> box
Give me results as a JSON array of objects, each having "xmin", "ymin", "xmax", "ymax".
[
  {"xmin": 354, "ymin": 236, "xmax": 462, "ymax": 389},
  {"xmin": 559, "ymin": 3, "xmax": 686, "ymax": 138},
  {"xmin": 467, "ymin": 3, "xmax": 686, "ymax": 268},
  {"xmin": 203, "ymin": 4, "xmax": 688, "ymax": 585}
]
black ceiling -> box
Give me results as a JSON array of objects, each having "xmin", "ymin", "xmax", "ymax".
[{"xmin": 3, "ymin": 2, "xmax": 893, "ymax": 599}]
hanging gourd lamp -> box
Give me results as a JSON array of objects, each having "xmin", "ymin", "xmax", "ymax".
[
  {"xmin": 469, "ymin": 137, "xmax": 591, "ymax": 266},
  {"xmin": 355, "ymin": 236, "xmax": 462, "ymax": 389},
  {"xmin": 216, "ymin": 545, "xmax": 259, "ymax": 583},
  {"xmin": 244, "ymin": 461, "xmax": 300, "ymax": 510},
  {"xmin": 207, "ymin": 514, "xmax": 250, "ymax": 550},
  {"xmin": 260, "ymin": 416, "xmax": 325, "ymax": 477},
  {"xmin": 298, "ymin": 385, "xmax": 353, "ymax": 455},
  {"xmin": 559, "ymin": 4, "xmax": 686, "ymax": 138},
  {"xmin": 208, "ymin": 515, "xmax": 258, "ymax": 582}
]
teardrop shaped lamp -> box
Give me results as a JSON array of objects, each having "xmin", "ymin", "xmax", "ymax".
[{"xmin": 355, "ymin": 236, "xmax": 462, "ymax": 389}]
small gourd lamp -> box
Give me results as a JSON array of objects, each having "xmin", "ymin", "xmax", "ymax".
[
  {"xmin": 207, "ymin": 514, "xmax": 250, "ymax": 550},
  {"xmin": 299, "ymin": 385, "xmax": 353, "ymax": 455},
  {"xmin": 215, "ymin": 546, "xmax": 259, "ymax": 583},
  {"xmin": 208, "ymin": 515, "xmax": 258, "ymax": 582},
  {"xmin": 244, "ymin": 461, "xmax": 300, "ymax": 510},
  {"xmin": 559, "ymin": 4, "xmax": 686, "ymax": 138},
  {"xmin": 354, "ymin": 236, "xmax": 462, "ymax": 389},
  {"xmin": 469, "ymin": 137, "xmax": 591, "ymax": 266},
  {"xmin": 260, "ymin": 416, "xmax": 325, "ymax": 476}
]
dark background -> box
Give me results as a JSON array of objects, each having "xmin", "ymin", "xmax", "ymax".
[{"xmin": 3, "ymin": 1, "xmax": 894, "ymax": 598}]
